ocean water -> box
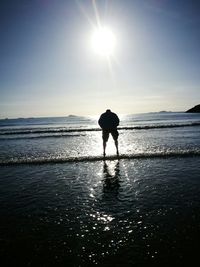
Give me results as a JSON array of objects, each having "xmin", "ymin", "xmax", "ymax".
[{"xmin": 0, "ymin": 112, "xmax": 200, "ymax": 266}]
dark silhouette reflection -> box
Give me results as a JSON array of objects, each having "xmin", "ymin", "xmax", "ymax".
[{"xmin": 102, "ymin": 160, "xmax": 120, "ymax": 195}]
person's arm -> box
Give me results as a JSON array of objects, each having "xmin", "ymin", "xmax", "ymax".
[
  {"xmin": 117, "ymin": 116, "xmax": 120, "ymax": 126},
  {"xmin": 115, "ymin": 114, "xmax": 120, "ymax": 127},
  {"xmin": 98, "ymin": 115, "xmax": 103, "ymax": 128}
]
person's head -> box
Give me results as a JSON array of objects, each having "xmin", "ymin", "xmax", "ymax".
[{"xmin": 106, "ymin": 109, "xmax": 111, "ymax": 113}]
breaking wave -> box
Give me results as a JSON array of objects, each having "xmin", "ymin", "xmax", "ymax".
[
  {"xmin": 0, "ymin": 122, "xmax": 200, "ymax": 136},
  {"xmin": 1, "ymin": 150, "xmax": 200, "ymax": 166},
  {"xmin": 0, "ymin": 134, "xmax": 85, "ymax": 140}
]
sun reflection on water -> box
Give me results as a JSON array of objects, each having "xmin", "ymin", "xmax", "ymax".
[{"xmin": 102, "ymin": 160, "xmax": 120, "ymax": 195}]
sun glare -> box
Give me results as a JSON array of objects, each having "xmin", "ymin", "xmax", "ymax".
[{"xmin": 91, "ymin": 26, "xmax": 116, "ymax": 57}]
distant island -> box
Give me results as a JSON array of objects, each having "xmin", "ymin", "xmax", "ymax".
[
  {"xmin": 186, "ymin": 104, "xmax": 200, "ymax": 113},
  {"xmin": 67, "ymin": 115, "xmax": 79, "ymax": 118},
  {"xmin": 158, "ymin": 111, "xmax": 172, "ymax": 113}
]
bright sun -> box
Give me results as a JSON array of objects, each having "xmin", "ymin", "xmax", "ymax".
[{"xmin": 91, "ymin": 26, "xmax": 116, "ymax": 57}]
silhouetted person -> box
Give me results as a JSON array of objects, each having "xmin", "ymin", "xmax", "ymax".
[{"xmin": 98, "ymin": 109, "xmax": 120, "ymax": 156}]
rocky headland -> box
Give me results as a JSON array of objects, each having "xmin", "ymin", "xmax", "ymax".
[{"xmin": 186, "ymin": 104, "xmax": 200, "ymax": 113}]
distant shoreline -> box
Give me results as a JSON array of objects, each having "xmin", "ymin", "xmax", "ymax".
[{"xmin": 0, "ymin": 111, "xmax": 188, "ymax": 121}]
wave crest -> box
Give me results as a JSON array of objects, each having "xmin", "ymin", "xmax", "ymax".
[
  {"xmin": 1, "ymin": 151, "xmax": 200, "ymax": 166},
  {"xmin": 1, "ymin": 122, "xmax": 200, "ymax": 136}
]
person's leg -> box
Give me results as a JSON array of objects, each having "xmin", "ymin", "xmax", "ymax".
[
  {"xmin": 111, "ymin": 130, "xmax": 119, "ymax": 155},
  {"xmin": 103, "ymin": 140, "xmax": 106, "ymax": 156},
  {"xmin": 115, "ymin": 139, "xmax": 119, "ymax": 155},
  {"xmin": 102, "ymin": 130, "xmax": 109, "ymax": 156}
]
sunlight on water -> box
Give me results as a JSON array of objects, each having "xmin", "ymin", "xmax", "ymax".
[
  {"xmin": 90, "ymin": 212, "xmax": 114, "ymax": 225},
  {"xmin": 1, "ymin": 114, "xmax": 200, "ymax": 266},
  {"xmin": 84, "ymin": 132, "xmax": 120, "ymax": 157},
  {"xmin": 1, "ymin": 112, "xmax": 200, "ymax": 165},
  {"xmin": 1, "ymin": 156, "xmax": 200, "ymax": 265},
  {"xmin": 85, "ymin": 130, "xmax": 145, "ymax": 157}
]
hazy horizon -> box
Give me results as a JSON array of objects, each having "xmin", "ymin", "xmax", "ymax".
[
  {"xmin": 1, "ymin": 0, "xmax": 200, "ymax": 118},
  {"xmin": 0, "ymin": 109, "xmax": 192, "ymax": 120}
]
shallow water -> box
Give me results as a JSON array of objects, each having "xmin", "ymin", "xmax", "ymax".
[
  {"xmin": 0, "ymin": 113, "xmax": 200, "ymax": 166},
  {"xmin": 1, "ymin": 122, "xmax": 200, "ymax": 164},
  {"xmin": 1, "ymin": 157, "xmax": 200, "ymax": 266}
]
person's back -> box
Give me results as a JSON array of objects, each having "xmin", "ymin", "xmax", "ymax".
[
  {"xmin": 98, "ymin": 110, "xmax": 119, "ymax": 129},
  {"xmin": 98, "ymin": 109, "xmax": 120, "ymax": 156}
]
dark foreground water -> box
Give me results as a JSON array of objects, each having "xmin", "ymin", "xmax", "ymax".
[{"xmin": 1, "ymin": 157, "xmax": 200, "ymax": 266}]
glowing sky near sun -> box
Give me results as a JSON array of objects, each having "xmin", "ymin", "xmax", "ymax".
[{"xmin": 0, "ymin": 0, "xmax": 200, "ymax": 118}]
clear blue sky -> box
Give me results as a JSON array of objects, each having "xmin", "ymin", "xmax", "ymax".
[{"xmin": 0, "ymin": 0, "xmax": 200, "ymax": 118}]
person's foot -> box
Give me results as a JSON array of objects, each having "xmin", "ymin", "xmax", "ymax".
[
  {"xmin": 116, "ymin": 150, "xmax": 119, "ymax": 156},
  {"xmin": 103, "ymin": 152, "xmax": 106, "ymax": 157}
]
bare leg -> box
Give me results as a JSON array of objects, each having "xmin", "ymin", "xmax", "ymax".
[
  {"xmin": 103, "ymin": 141, "xmax": 106, "ymax": 157},
  {"xmin": 115, "ymin": 140, "xmax": 119, "ymax": 156}
]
